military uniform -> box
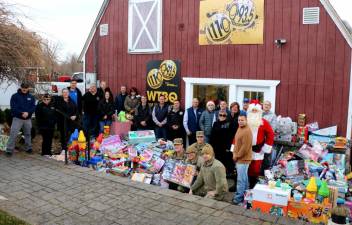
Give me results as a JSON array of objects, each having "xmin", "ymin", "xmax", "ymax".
[{"xmin": 191, "ymin": 150, "xmax": 228, "ymax": 201}]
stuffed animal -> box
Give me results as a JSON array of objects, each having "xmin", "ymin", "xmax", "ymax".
[
  {"xmin": 275, "ymin": 116, "xmax": 297, "ymax": 142},
  {"xmin": 117, "ymin": 111, "xmax": 127, "ymax": 122}
]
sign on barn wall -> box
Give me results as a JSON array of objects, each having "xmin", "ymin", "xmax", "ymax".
[
  {"xmin": 199, "ymin": 0, "xmax": 264, "ymax": 45},
  {"xmin": 146, "ymin": 60, "xmax": 180, "ymax": 104}
]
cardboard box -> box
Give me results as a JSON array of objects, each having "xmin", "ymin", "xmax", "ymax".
[
  {"xmin": 252, "ymin": 184, "xmax": 291, "ymax": 216},
  {"xmin": 287, "ymin": 200, "xmax": 331, "ymax": 224},
  {"xmin": 128, "ymin": 130, "xmax": 156, "ymax": 144}
]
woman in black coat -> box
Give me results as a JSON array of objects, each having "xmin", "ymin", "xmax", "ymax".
[
  {"xmin": 229, "ymin": 102, "xmax": 241, "ymax": 139},
  {"xmin": 134, "ymin": 96, "xmax": 151, "ymax": 130},
  {"xmin": 35, "ymin": 94, "xmax": 56, "ymax": 155},
  {"xmin": 54, "ymin": 88, "xmax": 78, "ymax": 151},
  {"xmin": 210, "ymin": 110, "xmax": 235, "ymax": 175},
  {"xmin": 97, "ymin": 91, "xmax": 115, "ymax": 133}
]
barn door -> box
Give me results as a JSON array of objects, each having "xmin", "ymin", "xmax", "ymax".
[{"xmin": 128, "ymin": 0, "xmax": 162, "ymax": 53}]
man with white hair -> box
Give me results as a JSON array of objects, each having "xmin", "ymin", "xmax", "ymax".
[
  {"xmin": 246, "ymin": 100, "xmax": 274, "ymax": 188},
  {"xmin": 262, "ymin": 100, "xmax": 277, "ymax": 130}
]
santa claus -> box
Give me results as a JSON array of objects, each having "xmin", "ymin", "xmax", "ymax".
[{"xmin": 246, "ymin": 100, "xmax": 275, "ymax": 188}]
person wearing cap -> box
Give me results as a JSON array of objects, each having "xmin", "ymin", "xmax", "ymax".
[
  {"xmin": 231, "ymin": 113, "xmax": 253, "ymax": 205},
  {"xmin": 168, "ymin": 138, "xmax": 187, "ymax": 192},
  {"xmin": 171, "ymin": 138, "xmax": 186, "ymax": 160},
  {"xmin": 241, "ymin": 98, "xmax": 250, "ymax": 113},
  {"xmin": 186, "ymin": 146, "xmax": 204, "ymax": 173},
  {"xmin": 187, "ymin": 131, "xmax": 207, "ymax": 155},
  {"xmin": 5, "ymin": 82, "xmax": 36, "ymax": 156},
  {"xmin": 190, "ymin": 145, "xmax": 228, "ymax": 201},
  {"xmin": 183, "ymin": 98, "xmax": 203, "ymax": 145},
  {"xmin": 199, "ymin": 101, "xmax": 216, "ymax": 143},
  {"xmin": 35, "ymin": 94, "xmax": 56, "ymax": 156}
]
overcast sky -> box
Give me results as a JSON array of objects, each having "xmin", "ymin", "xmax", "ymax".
[{"xmin": 6, "ymin": 0, "xmax": 352, "ymax": 61}]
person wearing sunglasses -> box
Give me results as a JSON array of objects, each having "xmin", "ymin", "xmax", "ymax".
[
  {"xmin": 209, "ymin": 110, "xmax": 234, "ymax": 178},
  {"xmin": 35, "ymin": 94, "xmax": 56, "ymax": 156}
]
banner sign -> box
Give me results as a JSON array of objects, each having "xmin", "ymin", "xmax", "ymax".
[
  {"xmin": 146, "ymin": 60, "xmax": 180, "ymax": 103},
  {"xmin": 199, "ymin": 0, "xmax": 264, "ymax": 45}
]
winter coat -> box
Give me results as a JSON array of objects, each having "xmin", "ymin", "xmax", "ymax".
[
  {"xmin": 263, "ymin": 111, "xmax": 277, "ymax": 131},
  {"xmin": 167, "ymin": 108, "xmax": 185, "ymax": 141},
  {"xmin": 134, "ymin": 104, "xmax": 152, "ymax": 130},
  {"xmin": 53, "ymin": 96, "xmax": 78, "ymax": 124},
  {"xmin": 210, "ymin": 119, "xmax": 234, "ymax": 158},
  {"xmin": 114, "ymin": 93, "xmax": 127, "ymax": 113},
  {"xmin": 191, "ymin": 157, "xmax": 228, "ymax": 201},
  {"xmin": 35, "ymin": 102, "xmax": 56, "ymax": 129},
  {"xmin": 199, "ymin": 110, "xmax": 215, "ymax": 136},
  {"xmin": 10, "ymin": 89, "xmax": 36, "ymax": 120},
  {"xmin": 67, "ymin": 87, "xmax": 82, "ymax": 114},
  {"xmin": 124, "ymin": 95, "xmax": 139, "ymax": 112},
  {"xmin": 82, "ymin": 92, "xmax": 100, "ymax": 115},
  {"xmin": 97, "ymin": 100, "xmax": 115, "ymax": 121}
]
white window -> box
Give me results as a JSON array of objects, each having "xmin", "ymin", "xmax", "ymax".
[{"xmin": 128, "ymin": 0, "xmax": 162, "ymax": 53}]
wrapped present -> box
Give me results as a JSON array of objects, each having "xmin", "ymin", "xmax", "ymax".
[
  {"xmin": 252, "ymin": 184, "xmax": 291, "ymax": 216},
  {"xmin": 111, "ymin": 121, "xmax": 131, "ymax": 136},
  {"xmin": 128, "ymin": 130, "xmax": 156, "ymax": 144},
  {"xmin": 287, "ymin": 200, "xmax": 331, "ymax": 224},
  {"xmin": 0, "ymin": 135, "xmax": 9, "ymax": 151}
]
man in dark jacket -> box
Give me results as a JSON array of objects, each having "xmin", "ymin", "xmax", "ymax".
[
  {"xmin": 82, "ymin": 84, "xmax": 100, "ymax": 137},
  {"xmin": 152, "ymin": 95, "xmax": 168, "ymax": 140},
  {"xmin": 183, "ymin": 98, "xmax": 203, "ymax": 145},
  {"xmin": 167, "ymin": 100, "xmax": 185, "ymax": 143},
  {"xmin": 35, "ymin": 94, "xmax": 56, "ymax": 156},
  {"xmin": 114, "ymin": 85, "xmax": 127, "ymax": 114},
  {"xmin": 67, "ymin": 79, "xmax": 83, "ymax": 115},
  {"xmin": 6, "ymin": 82, "xmax": 36, "ymax": 156}
]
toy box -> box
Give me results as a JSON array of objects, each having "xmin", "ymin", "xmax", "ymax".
[
  {"xmin": 128, "ymin": 130, "xmax": 156, "ymax": 144},
  {"xmin": 0, "ymin": 135, "xmax": 9, "ymax": 151},
  {"xmin": 287, "ymin": 200, "xmax": 331, "ymax": 224},
  {"xmin": 252, "ymin": 184, "xmax": 291, "ymax": 216}
]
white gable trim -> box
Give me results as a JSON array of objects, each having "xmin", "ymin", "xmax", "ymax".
[
  {"xmin": 78, "ymin": 0, "xmax": 110, "ymax": 62},
  {"xmin": 320, "ymin": 0, "xmax": 352, "ymax": 48}
]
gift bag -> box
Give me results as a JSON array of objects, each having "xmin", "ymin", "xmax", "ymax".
[
  {"xmin": 111, "ymin": 121, "xmax": 131, "ymax": 136},
  {"xmin": 0, "ymin": 135, "xmax": 9, "ymax": 151}
]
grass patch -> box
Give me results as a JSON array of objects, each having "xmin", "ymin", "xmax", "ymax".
[{"xmin": 0, "ymin": 210, "xmax": 30, "ymax": 225}]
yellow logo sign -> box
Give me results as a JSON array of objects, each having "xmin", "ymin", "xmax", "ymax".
[
  {"xmin": 159, "ymin": 60, "xmax": 177, "ymax": 81},
  {"xmin": 147, "ymin": 68, "xmax": 163, "ymax": 89}
]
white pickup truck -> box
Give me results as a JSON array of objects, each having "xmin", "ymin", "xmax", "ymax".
[{"xmin": 35, "ymin": 72, "xmax": 86, "ymax": 96}]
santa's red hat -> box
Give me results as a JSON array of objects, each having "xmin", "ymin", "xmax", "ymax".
[{"xmin": 248, "ymin": 99, "xmax": 262, "ymax": 112}]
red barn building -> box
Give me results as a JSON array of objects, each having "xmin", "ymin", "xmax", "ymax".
[{"xmin": 79, "ymin": 0, "xmax": 352, "ymax": 138}]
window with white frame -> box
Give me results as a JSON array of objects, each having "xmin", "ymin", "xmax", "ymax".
[{"xmin": 128, "ymin": 0, "xmax": 162, "ymax": 53}]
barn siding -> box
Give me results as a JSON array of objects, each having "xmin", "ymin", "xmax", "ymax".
[{"xmin": 84, "ymin": 0, "xmax": 351, "ymax": 135}]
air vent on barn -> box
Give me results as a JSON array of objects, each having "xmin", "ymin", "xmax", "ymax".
[{"xmin": 303, "ymin": 7, "xmax": 320, "ymax": 25}]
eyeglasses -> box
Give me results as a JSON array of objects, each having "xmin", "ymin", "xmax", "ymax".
[
  {"xmin": 43, "ymin": 98, "xmax": 51, "ymax": 101},
  {"xmin": 219, "ymin": 114, "xmax": 227, "ymax": 117},
  {"xmin": 196, "ymin": 136, "xmax": 204, "ymax": 138}
]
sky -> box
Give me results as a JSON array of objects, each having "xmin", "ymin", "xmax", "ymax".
[{"xmin": 5, "ymin": 0, "xmax": 352, "ymax": 61}]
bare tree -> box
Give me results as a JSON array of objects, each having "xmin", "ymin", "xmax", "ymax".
[
  {"xmin": 0, "ymin": 1, "xmax": 44, "ymax": 84},
  {"xmin": 57, "ymin": 53, "xmax": 83, "ymax": 76},
  {"xmin": 41, "ymin": 40, "xmax": 61, "ymax": 80}
]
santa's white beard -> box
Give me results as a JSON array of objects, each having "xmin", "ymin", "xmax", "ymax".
[{"xmin": 247, "ymin": 112, "xmax": 262, "ymax": 129}]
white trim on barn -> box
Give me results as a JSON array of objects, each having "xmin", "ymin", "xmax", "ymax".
[
  {"xmin": 347, "ymin": 51, "xmax": 352, "ymax": 139},
  {"xmin": 183, "ymin": 77, "xmax": 280, "ymax": 112}
]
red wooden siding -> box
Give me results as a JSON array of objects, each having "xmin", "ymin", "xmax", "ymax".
[{"xmin": 84, "ymin": 0, "xmax": 351, "ymax": 135}]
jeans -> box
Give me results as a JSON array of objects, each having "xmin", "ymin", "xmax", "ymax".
[
  {"xmin": 99, "ymin": 120, "xmax": 112, "ymax": 134},
  {"xmin": 155, "ymin": 126, "xmax": 167, "ymax": 140},
  {"xmin": 6, "ymin": 117, "xmax": 32, "ymax": 152},
  {"xmin": 83, "ymin": 114, "xmax": 99, "ymax": 137},
  {"xmin": 233, "ymin": 163, "xmax": 249, "ymax": 203}
]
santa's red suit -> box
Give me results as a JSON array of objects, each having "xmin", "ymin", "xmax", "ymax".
[{"xmin": 248, "ymin": 118, "xmax": 275, "ymax": 177}]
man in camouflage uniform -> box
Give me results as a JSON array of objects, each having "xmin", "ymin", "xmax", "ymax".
[
  {"xmin": 187, "ymin": 131, "xmax": 207, "ymax": 154},
  {"xmin": 190, "ymin": 145, "xmax": 228, "ymax": 201}
]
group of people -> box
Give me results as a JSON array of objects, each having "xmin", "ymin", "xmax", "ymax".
[{"xmin": 5, "ymin": 80, "xmax": 277, "ymax": 205}]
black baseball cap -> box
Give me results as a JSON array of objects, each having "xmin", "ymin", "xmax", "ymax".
[{"xmin": 20, "ymin": 82, "xmax": 30, "ymax": 88}]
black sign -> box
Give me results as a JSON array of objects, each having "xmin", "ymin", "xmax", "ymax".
[{"xmin": 146, "ymin": 60, "xmax": 180, "ymax": 103}]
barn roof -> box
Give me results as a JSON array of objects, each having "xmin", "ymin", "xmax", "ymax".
[{"xmin": 78, "ymin": 0, "xmax": 352, "ymax": 62}]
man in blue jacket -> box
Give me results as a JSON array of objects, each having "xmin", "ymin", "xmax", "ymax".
[{"xmin": 6, "ymin": 82, "xmax": 36, "ymax": 156}]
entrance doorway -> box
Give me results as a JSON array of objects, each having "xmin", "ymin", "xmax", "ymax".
[
  {"xmin": 183, "ymin": 78, "xmax": 280, "ymax": 112},
  {"xmin": 193, "ymin": 85, "xmax": 229, "ymax": 109}
]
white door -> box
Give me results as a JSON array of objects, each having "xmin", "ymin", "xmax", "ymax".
[{"xmin": 237, "ymin": 86, "xmax": 270, "ymax": 109}]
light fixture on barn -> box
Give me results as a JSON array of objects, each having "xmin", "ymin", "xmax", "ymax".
[{"xmin": 274, "ymin": 38, "xmax": 287, "ymax": 48}]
